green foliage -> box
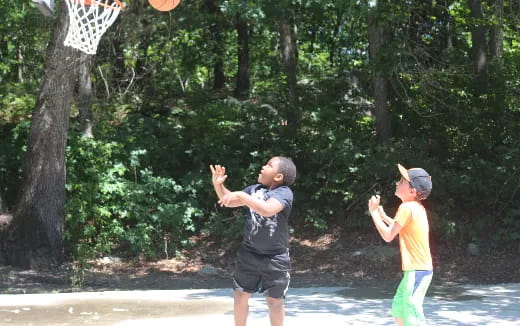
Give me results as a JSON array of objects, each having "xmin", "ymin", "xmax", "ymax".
[
  {"xmin": 0, "ymin": 1, "xmax": 50, "ymax": 85},
  {"xmin": 437, "ymin": 146, "xmax": 520, "ymax": 244},
  {"xmin": 0, "ymin": 121, "xmax": 30, "ymax": 208},
  {"xmin": 65, "ymin": 134, "xmax": 203, "ymax": 260},
  {"xmin": 0, "ymin": 83, "xmax": 35, "ymax": 124},
  {"xmin": 0, "ymin": 0, "xmax": 518, "ymax": 263}
]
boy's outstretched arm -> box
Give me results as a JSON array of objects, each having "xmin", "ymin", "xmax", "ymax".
[
  {"xmin": 209, "ymin": 164, "xmax": 244, "ymax": 207},
  {"xmin": 368, "ymin": 195, "xmax": 401, "ymax": 242},
  {"xmin": 220, "ymin": 192, "xmax": 283, "ymax": 218}
]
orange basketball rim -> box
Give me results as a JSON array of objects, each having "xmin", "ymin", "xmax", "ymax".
[{"xmin": 74, "ymin": 0, "xmax": 124, "ymax": 9}]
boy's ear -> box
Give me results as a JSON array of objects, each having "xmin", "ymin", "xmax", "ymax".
[{"xmin": 274, "ymin": 173, "xmax": 284, "ymax": 184}]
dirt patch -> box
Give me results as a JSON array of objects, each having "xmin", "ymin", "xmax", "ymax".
[{"xmin": 1, "ymin": 228, "xmax": 519, "ymax": 294}]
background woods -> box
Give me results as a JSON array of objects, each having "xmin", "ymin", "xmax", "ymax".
[{"xmin": 0, "ymin": 0, "xmax": 518, "ymax": 269}]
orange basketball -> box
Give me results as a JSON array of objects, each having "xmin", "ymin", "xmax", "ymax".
[{"xmin": 148, "ymin": 0, "xmax": 181, "ymax": 11}]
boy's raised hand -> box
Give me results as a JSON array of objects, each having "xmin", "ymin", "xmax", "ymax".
[
  {"xmin": 368, "ymin": 195, "xmax": 380, "ymax": 212},
  {"xmin": 210, "ymin": 164, "xmax": 228, "ymax": 185}
]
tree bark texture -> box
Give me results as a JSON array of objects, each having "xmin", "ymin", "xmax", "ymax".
[
  {"xmin": 0, "ymin": 192, "xmax": 7, "ymax": 216},
  {"xmin": 6, "ymin": 0, "xmax": 81, "ymax": 268},
  {"xmin": 132, "ymin": 3, "xmax": 153, "ymax": 103},
  {"xmin": 489, "ymin": 0, "xmax": 504, "ymax": 60},
  {"xmin": 17, "ymin": 47, "xmax": 24, "ymax": 83},
  {"xmin": 367, "ymin": 12, "xmax": 392, "ymax": 144},
  {"xmin": 78, "ymin": 53, "xmax": 94, "ymax": 138},
  {"xmin": 213, "ymin": 48, "xmax": 226, "ymax": 91},
  {"xmin": 468, "ymin": 0, "xmax": 488, "ymax": 88},
  {"xmin": 279, "ymin": 18, "xmax": 299, "ymax": 126},
  {"xmin": 234, "ymin": 14, "xmax": 250, "ymax": 98},
  {"xmin": 205, "ymin": 0, "xmax": 226, "ymax": 90},
  {"xmin": 0, "ymin": 191, "xmax": 12, "ymax": 265}
]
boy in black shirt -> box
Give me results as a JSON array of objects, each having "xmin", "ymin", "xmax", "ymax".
[{"xmin": 210, "ymin": 156, "xmax": 296, "ymax": 326}]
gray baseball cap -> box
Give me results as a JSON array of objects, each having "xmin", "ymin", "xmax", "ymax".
[{"xmin": 398, "ymin": 164, "xmax": 432, "ymax": 200}]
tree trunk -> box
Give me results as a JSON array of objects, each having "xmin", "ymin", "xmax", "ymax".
[
  {"xmin": 446, "ymin": 20, "xmax": 453, "ymax": 49},
  {"xmin": 213, "ymin": 50, "xmax": 226, "ymax": 91},
  {"xmin": 234, "ymin": 14, "xmax": 250, "ymax": 99},
  {"xmin": 0, "ymin": 190, "xmax": 12, "ymax": 228},
  {"xmin": 279, "ymin": 18, "xmax": 299, "ymax": 126},
  {"xmin": 5, "ymin": 0, "xmax": 80, "ymax": 269},
  {"xmin": 17, "ymin": 47, "xmax": 24, "ymax": 83},
  {"xmin": 489, "ymin": 0, "xmax": 504, "ymax": 60},
  {"xmin": 0, "ymin": 191, "xmax": 12, "ymax": 265},
  {"xmin": 0, "ymin": 192, "xmax": 7, "ymax": 215},
  {"xmin": 206, "ymin": 0, "xmax": 226, "ymax": 90},
  {"xmin": 487, "ymin": 0, "xmax": 505, "ymax": 142},
  {"xmin": 468, "ymin": 0, "xmax": 488, "ymax": 90},
  {"xmin": 0, "ymin": 37, "xmax": 7, "ymax": 62},
  {"xmin": 367, "ymin": 12, "xmax": 392, "ymax": 144},
  {"xmin": 78, "ymin": 53, "xmax": 94, "ymax": 138},
  {"xmin": 103, "ymin": 14, "xmax": 127, "ymax": 95}
]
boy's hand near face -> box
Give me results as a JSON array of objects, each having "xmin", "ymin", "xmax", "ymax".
[{"xmin": 368, "ymin": 194, "xmax": 401, "ymax": 242}]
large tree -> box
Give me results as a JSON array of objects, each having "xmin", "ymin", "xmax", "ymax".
[
  {"xmin": 367, "ymin": 2, "xmax": 392, "ymax": 144},
  {"xmin": 5, "ymin": 0, "xmax": 81, "ymax": 268},
  {"xmin": 77, "ymin": 53, "xmax": 94, "ymax": 138},
  {"xmin": 468, "ymin": 0, "xmax": 488, "ymax": 91},
  {"xmin": 0, "ymin": 191, "xmax": 12, "ymax": 233},
  {"xmin": 234, "ymin": 12, "xmax": 250, "ymax": 98},
  {"xmin": 279, "ymin": 16, "xmax": 298, "ymax": 124},
  {"xmin": 489, "ymin": 0, "xmax": 504, "ymax": 60},
  {"xmin": 205, "ymin": 0, "xmax": 227, "ymax": 91}
]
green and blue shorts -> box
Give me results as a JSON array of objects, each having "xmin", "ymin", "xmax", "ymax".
[{"xmin": 392, "ymin": 270, "xmax": 433, "ymax": 326}]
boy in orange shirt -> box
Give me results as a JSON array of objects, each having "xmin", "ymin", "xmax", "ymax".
[{"xmin": 368, "ymin": 164, "xmax": 433, "ymax": 326}]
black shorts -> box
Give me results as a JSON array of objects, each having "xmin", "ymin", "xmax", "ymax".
[{"xmin": 232, "ymin": 245, "xmax": 291, "ymax": 299}]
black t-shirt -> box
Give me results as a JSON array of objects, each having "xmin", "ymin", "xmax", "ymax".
[{"xmin": 241, "ymin": 184, "xmax": 293, "ymax": 255}]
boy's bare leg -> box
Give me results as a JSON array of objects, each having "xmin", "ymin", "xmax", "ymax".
[
  {"xmin": 395, "ymin": 318, "xmax": 404, "ymax": 326},
  {"xmin": 266, "ymin": 296, "xmax": 284, "ymax": 326},
  {"xmin": 234, "ymin": 290, "xmax": 251, "ymax": 326}
]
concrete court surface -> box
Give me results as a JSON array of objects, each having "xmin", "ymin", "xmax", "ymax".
[{"xmin": 0, "ymin": 283, "xmax": 519, "ymax": 326}]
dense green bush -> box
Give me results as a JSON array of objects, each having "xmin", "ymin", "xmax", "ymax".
[
  {"xmin": 0, "ymin": 76, "xmax": 513, "ymax": 265},
  {"xmin": 61, "ymin": 72, "xmax": 519, "ymax": 261},
  {"xmin": 0, "ymin": 121, "xmax": 30, "ymax": 209},
  {"xmin": 65, "ymin": 134, "xmax": 203, "ymax": 260},
  {"xmin": 1, "ymin": 0, "xmax": 519, "ymax": 267}
]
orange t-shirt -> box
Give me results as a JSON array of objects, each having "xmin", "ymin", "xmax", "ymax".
[{"xmin": 394, "ymin": 201, "xmax": 433, "ymax": 271}]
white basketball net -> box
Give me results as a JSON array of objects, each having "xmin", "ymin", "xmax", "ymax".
[{"xmin": 64, "ymin": 0, "xmax": 122, "ymax": 55}]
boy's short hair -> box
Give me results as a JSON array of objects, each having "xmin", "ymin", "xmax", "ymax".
[{"xmin": 277, "ymin": 157, "xmax": 297, "ymax": 186}]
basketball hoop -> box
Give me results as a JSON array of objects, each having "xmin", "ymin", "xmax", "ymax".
[{"xmin": 64, "ymin": 0, "xmax": 124, "ymax": 55}]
